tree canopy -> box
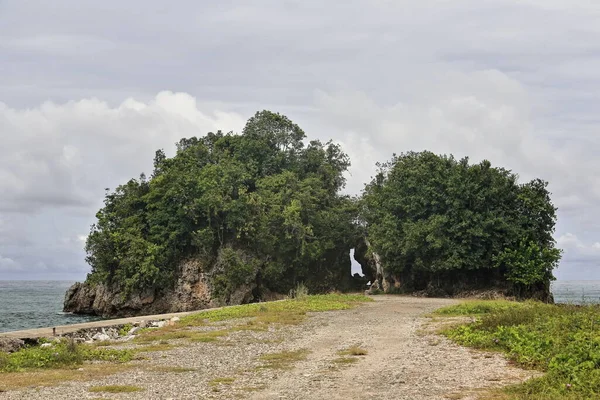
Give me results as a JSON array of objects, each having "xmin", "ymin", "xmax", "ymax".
[
  {"xmin": 361, "ymin": 151, "xmax": 561, "ymax": 297},
  {"xmin": 83, "ymin": 113, "xmax": 561, "ymax": 304},
  {"xmin": 84, "ymin": 111, "xmax": 357, "ymax": 300}
]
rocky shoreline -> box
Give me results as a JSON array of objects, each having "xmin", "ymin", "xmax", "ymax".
[{"xmin": 0, "ymin": 315, "xmax": 181, "ymax": 354}]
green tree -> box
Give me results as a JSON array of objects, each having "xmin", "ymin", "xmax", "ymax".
[
  {"xmin": 84, "ymin": 111, "xmax": 356, "ymax": 300},
  {"xmin": 361, "ymin": 151, "xmax": 560, "ymax": 297}
]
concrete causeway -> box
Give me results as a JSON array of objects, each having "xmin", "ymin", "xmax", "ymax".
[{"xmin": 0, "ymin": 309, "xmax": 200, "ymax": 340}]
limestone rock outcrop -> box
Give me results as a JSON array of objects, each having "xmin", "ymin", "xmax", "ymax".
[{"xmin": 64, "ymin": 259, "xmax": 234, "ymax": 318}]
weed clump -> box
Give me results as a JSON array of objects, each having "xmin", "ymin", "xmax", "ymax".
[
  {"xmin": 338, "ymin": 345, "xmax": 368, "ymax": 356},
  {"xmin": 258, "ymin": 349, "xmax": 309, "ymax": 370},
  {"xmin": 89, "ymin": 385, "xmax": 143, "ymax": 393}
]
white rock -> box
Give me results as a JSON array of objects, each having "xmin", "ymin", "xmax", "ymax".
[
  {"xmin": 155, "ymin": 321, "xmax": 167, "ymax": 328},
  {"xmin": 170, "ymin": 316, "xmax": 180, "ymax": 322},
  {"xmin": 128, "ymin": 327, "xmax": 139, "ymax": 335},
  {"xmin": 92, "ymin": 332, "xmax": 111, "ymax": 341},
  {"xmin": 84, "ymin": 340, "xmax": 94, "ymax": 344},
  {"xmin": 136, "ymin": 320, "xmax": 147, "ymax": 328},
  {"xmin": 40, "ymin": 343, "xmax": 52, "ymax": 348},
  {"xmin": 123, "ymin": 335, "xmax": 136, "ymax": 342}
]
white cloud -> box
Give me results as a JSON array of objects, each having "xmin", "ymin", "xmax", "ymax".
[
  {"xmin": 0, "ymin": 254, "xmax": 19, "ymax": 271},
  {"xmin": 558, "ymin": 233, "xmax": 587, "ymax": 250},
  {"xmin": 0, "ymin": 91, "xmax": 245, "ymax": 213}
]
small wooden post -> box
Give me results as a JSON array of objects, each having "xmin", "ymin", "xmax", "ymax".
[{"xmin": 52, "ymin": 327, "xmax": 56, "ymax": 336}]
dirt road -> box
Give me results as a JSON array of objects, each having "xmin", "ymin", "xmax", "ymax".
[{"xmin": 1, "ymin": 296, "xmax": 534, "ymax": 400}]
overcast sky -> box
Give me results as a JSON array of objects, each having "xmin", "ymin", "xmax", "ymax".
[{"xmin": 1, "ymin": 0, "xmax": 600, "ymax": 281}]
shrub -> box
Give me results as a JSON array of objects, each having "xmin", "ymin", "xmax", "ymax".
[{"xmin": 289, "ymin": 282, "xmax": 309, "ymax": 299}]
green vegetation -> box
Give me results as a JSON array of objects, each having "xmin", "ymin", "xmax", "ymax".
[
  {"xmin": 79, "ymin": 108, "xmax": 562, "ymax": 303},
  {"xmin": 258, "ymin": 349, "xmax": 309, "ymax": 369},
  {"xmin": 180, "ymin": 293, "xmax": 371, "ymax": 326},
  {"xmin": 135, "ymin": 343, "xmax": 176, "ymax": 352},
  {"xmin": 88, "ymin": 385, "xmax": 144, "ymax": 393},
  {"xmin": 0, "ymin": 364, "xmax": 133, "ymax": 392},
  {"xmin": 209, "ymin": 377, "xmax": 236, "ymax": 386},
  {"xmin": 133, "ymin": 328, "xmax": 227, "ymax": 343},
  {"xmin": 361, "ymin": 152, "xmax": 561, "ymax": 297},
  {"xmin": 332, "ymin": 345, "xmax": 368, "ymax": 367},
  {"xmin": 0, "ymin": 341, "xmax": 134, "ymax": 372},
  {"xmin": 436, "ymin": 301, "xmax": 600, "ymax": 399},
  {"xmin": 84, "ymin": 110, "xmax": 357, "ymax": 299},
  {"xmin": 151, "ymin": 366, "xmax": 196, "ymax": 373},
  {"xmin": 338, "ymin": 345, "xmax": 368, "ymax": 356},
  {"xmin": 332, "ymin": 356, "xmax": 359, "ymax": 365},
  {"xmin": 118, "ymin": 323, "xmax": 133, "ymax": 336},
  {"xmin": 132, "ymin": 294, "xmax": 371, "ymax": 344},
  {"xmin": 435, "ymin": 300, "xmax": 528, "ymax": 316}
]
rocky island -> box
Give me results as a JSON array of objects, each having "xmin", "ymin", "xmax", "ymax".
[{"xmin": 64, "ymin": 111, "xmax": 559, "ymax": 317}]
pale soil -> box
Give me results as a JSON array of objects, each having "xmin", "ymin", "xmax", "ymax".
[{"xmin": 0, "ymin": 296, "xmax": 537, "ymax": 400}]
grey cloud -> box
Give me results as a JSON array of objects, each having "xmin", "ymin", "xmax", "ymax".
[{"xmin": 1, "ymin": 0, "xmax": 600, "ymax": 279}]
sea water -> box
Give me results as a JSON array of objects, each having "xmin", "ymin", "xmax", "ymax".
[
  {"xmin": 0, "ymin": 281, "xmax": 101, "ymax": 333},
  {"xmin": 0, "ymin": 280, "xmax": 599, "ymax": 333},
  {"xmin": 551, "ymin": 281, "xmax": 600, "ymax": 304}
]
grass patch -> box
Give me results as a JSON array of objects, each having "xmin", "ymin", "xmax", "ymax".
[
  {"xmin": 332, "ymin": 356, "xmax": 359, "ymax": 365},
  {"xmin": 134, "ymin": 328, "xmax": 228, "ymax": 344},
  {"xmin": 0, "ymin": 341, "xmax": 134, "ymax": 373},
  {"xmin": 190, "ymin": 330, "xmax": 229, "ymax": 342},
  {"xmin": 89, "ymin": 384, "xmax": 144, "ymax": 393},
  {"xmin": 93, "ymin": 340, "xmax": 117, "ymax": 347},
  {"xmin": 337, "ymin": 345, "xmax": 368, "ymax": 356},
  {"xmin": 136, "ymin": 343, "xmax": 176, "ymax": 352},
  {"xmin": 434, "ymin": 300, "xmax": 528, "ymax": 316},
  {"xmin": 258, "ymin": 349, "xmax": 309, "ymax": 370},
  {"xmin": 437, "ymin": 300, "xmax": 600, "ymax": 399},
  {"xmin": 118, "ymin": 323, "xmax": 133, "ymax": 336},
  {"xmin": 209, "ymin": 377, "xmax": 235, "ymax": 386},
  {"xmin": 151, "ymin": 366, "xmax": 196, "ymax": 373},
  {"xmin": 0, "ymin": 364, "xmax": 133, "ymax": 392},
  {"xmin": 180, "ymin": 294, "xmax": 371, "ymax": 326}
]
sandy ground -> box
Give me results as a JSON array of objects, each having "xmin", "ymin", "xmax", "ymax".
[{"xmin": 0, "ymin": 296, "xmax": 536, "ymax": 400}]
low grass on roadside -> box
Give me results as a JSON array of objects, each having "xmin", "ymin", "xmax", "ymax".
[
  {"xmin": 0, "ymin": 364, "xmax": 133, "ymax": 392},
  {"xmin": 332, "ymin": 356, "xmax": 359, "ymax": 365},
  {"xmin": 435, "ymin": 300, "xmax": 600, "ymax": 399},
  {"xmin": 337, "ymin": 345, "xmax": 368, "ymax": 356},
  {"xmin": 258, "ymin": 349, "xmax": 309, "ymax": 370},
  {"xmin": 209, "ymin": 377, "xmax": 236, "ymax": 386},
  {"xmin": 435, "ymin": 300, "xmax": 529, "ymax": 316},
  {"xmin": 180, "ymin": 294, "xmax": 372, "ymax": 326},
  {"xmin": 88, "ymin": 384, "xmax": 144, "ymax": 393},
  {"xmin": 151, "ymin": 366, "xmax": 196, "ymax": 373},
  {"xmin": 0, "ymin": 341, "xmax": 134, "ymax": 373},
  {"xmin": 131, "ymin": 294, "xmax": 371, "ymax": 345}
]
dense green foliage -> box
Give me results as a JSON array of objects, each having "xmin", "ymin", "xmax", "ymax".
[
  {"xmin": 84, "ymin": 111, "xmax": 561, "ymax": 301},
  {"xmin": 84, "ymin": 111, "xmax": 357, "ymax": 299},
  {"xmin": 437, "ymin": 301, "xmax": 600, "ymax": 399},
  {"xmin": 361, "ymin": 152, "xmax": 561, "ymax": 296}
]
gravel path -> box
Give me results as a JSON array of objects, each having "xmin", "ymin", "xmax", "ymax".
[{"xmin": 0, "ymin": 296, "xmax": 536, "ymax": 400}]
